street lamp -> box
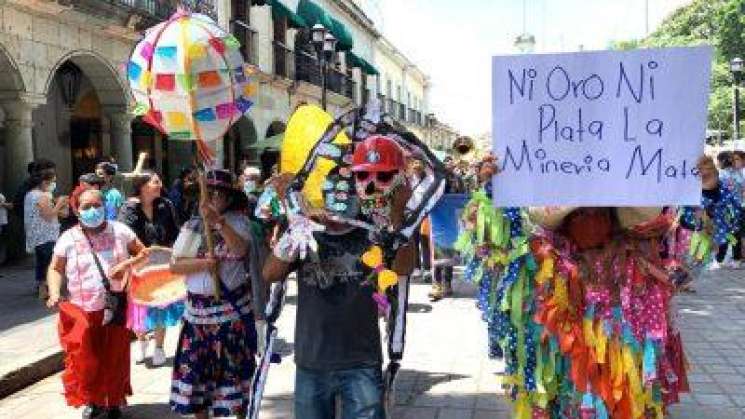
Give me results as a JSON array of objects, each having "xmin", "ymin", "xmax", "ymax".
[
  {"xmin": 514, "ymin": 33, "xmax": 536, "ymax": 53},
  {"xmin": 310, "ymin": 24, "xmax": 337, "ymax": 110},
  {"xmin": 514, "ymin": 0, "xmax": 535, "ymax": 53},
  {"xmin": 731, "ymin": 57, "xmax": 743, "ymax": 144}
]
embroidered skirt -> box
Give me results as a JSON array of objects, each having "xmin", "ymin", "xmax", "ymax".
[
  {"xmin": 170, "ymin": 286, "xmax": 257, "ymax": 417},
  {"xmin": 58, "ymin": 302, "xmax": 132, "ymax": 408}
]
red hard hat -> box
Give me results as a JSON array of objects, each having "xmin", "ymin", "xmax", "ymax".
[{"xmin": 351, "ymin": 135, "xmax": 405, "ymax": 172}]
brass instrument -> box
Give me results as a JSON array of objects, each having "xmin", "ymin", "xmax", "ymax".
[{"xmin": 453, "ymin": 136, "xmax": 474, "ymax": 157}]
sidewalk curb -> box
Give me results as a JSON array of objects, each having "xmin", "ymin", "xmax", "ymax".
[{"xmin": 0, "ymin": 351, "xmax": 63, "ymax": 399}]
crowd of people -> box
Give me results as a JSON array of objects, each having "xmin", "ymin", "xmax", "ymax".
[
  {"xmin": 0, "ymin": 134, "xmax": 440, "ymax": 419},
  {"xmin": 2, "ymin": 135, "xmax": 741, "ymax": 419}
]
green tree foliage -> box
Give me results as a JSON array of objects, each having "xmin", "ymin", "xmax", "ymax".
[{"xmin": 614, "ymin": 0, "xmax": 745, "ymax": 136}]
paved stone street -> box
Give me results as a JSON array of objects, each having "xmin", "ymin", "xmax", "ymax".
[{"xmin": 0, "ymin": 266, "xmax": 744, "ymax": 418}]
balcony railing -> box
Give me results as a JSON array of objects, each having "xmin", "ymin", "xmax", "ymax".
[
  {"xmin": 112, "ymin": 0, "xmax": 172, "ymax": 19},
  {"xmin": 296, "ymin": 50, "xmax": 323, "ymax": 85},
  {"xmin": 273, "ymin": 41, "xmax": 295, "ymax": 80},
  {"xmin": 232, "ymin": 20, "xmax": 259, "ymax": 65},
  {"xmin": 295, "ymin": 50, "xmax": 354, "ymax": 100}
]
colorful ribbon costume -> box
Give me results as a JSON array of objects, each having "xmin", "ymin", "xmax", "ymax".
[{"xmin": 457, "ymin": 198, "xmax": 715, "ymax": 419}]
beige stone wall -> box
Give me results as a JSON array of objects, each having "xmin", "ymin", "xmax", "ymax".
[{"xmin": 0, "ymin": 4, "xmax": 132, "ymax": 103}]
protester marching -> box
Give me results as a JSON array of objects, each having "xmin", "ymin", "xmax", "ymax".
[{"xmin": 3, "ymin": 2, "xmax": 745, "ymax": 419}]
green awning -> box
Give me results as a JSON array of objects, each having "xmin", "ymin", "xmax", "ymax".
[
  {"xmin": 249, "ymin": 133, "xmax": 283, "ymax": 150},
  {"xmin": 297, "ymin": 0, "xmax": 334, "ymax": 31},
  {"xmin": 329, "ymin": 17, "xmax": 353, "ymax": 51},
  {"xmin": 346, "ymin": 51, "xmax": 379, "ymax": 76},
  {"xmin": 269, "ymin": 0, "xmax": 307, "ymax": 29}
]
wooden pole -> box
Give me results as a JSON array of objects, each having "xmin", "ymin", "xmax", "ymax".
[{"xmin": 198, "ymin": 170, "xmax": 221, "ymax": 300}]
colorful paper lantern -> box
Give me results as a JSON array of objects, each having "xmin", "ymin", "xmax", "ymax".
[
  {"xmin": 128, "ymin": 9, "xmax": 257, "ymax": 160},
  {"xmin": 280, "ymin": 104, "xmax": 351, "ymax": 207}
]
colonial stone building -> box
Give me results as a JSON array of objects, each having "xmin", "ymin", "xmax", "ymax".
[
  {"xmin": 0, "ymin": 0, "xmax": 443, "ymax": 201},
  {"xmin": 374, "ymin": 34, "xmax": 430, "ymax": 140}
]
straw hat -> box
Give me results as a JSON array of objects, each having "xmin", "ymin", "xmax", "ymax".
[
  {"xmin": 528, "ymin": 206, "xmax": 578, "ymax": 230},
  {"xmin": 616, "ymin": 207, "xmax": 663, "ymax": 230},
  {"xmin": 529, "ymin": 206, "xmax": 663, "ymax": 231}
]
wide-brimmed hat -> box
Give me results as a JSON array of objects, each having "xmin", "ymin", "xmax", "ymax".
[
  {"xmin": 616, "ymin": 207, "xmax": 663, "ymax": 230},
  {"xmin": 205, "ymin": 169, "xmax": 240, "ymax": 191},
  {"xmin": 529, "ymin": 206, "xmax": 663, "ymax": 231},
  {"xmin": 528, "ymin": 206, "xmax": 578, "ymax": 230}
]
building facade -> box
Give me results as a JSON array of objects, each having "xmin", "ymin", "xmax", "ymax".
[
  {"xmin": 422, "ymin": 114, "xmax": 459, "ymax": 152},
  {"xmin": 0, "ymin": 0, "xmax": 447, "ymax": 199},
  {"xmin": 373, "ymin": 35, "xmax": 429, "ymax": 139}
]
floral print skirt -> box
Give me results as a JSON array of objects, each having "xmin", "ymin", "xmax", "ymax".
[{"xmin": 169, "ymin": 288, "xmax": 256, "ymax": 417}]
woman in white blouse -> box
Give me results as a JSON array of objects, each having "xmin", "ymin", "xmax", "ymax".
[{"xmin": 24, "ymin": 168, "xmax": 67, "ymax": 299}]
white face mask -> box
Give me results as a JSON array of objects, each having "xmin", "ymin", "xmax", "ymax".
[{"xmin": 243, "ymin": 180, "xmax": 256, "ymax": 195}]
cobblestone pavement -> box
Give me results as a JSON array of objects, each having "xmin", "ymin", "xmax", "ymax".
[{"xmin": 0, "ymin": 268, "xmax": 744, "ymax": 418}]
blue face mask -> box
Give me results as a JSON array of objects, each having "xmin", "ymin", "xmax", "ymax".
[{"xmin": 79, "ymin": 206, "xmax": 105, "ymax": 229}]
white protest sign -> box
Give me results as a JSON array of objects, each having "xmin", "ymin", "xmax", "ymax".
[{"xmin": 492, "ymin": 46, "xmax": 712, "ymax": 207}]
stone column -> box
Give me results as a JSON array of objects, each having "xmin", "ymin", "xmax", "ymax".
[
  {"xmin": 107, "ymin": 110, "xmax": 134, "ymax": 172},
  {"xmin": 2, "ymin": 99, "xmax": 38, "ymax": 197}
]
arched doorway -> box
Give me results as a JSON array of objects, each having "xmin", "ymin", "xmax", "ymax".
[
  {"xmin": 224, "ymin": 116, "xmax": 258, "ymax": 173},
  {"xmin": 0, "ymin": 43, "xmax": 27, "ymax": 192},
  {"xmin": 259, "ymin": 120, "xmax": 286, "ymax": 180},
  {"xmin": 266, "ymin": 120, "xmax": 286, "ymax": 139},
  {"xmin": 0, "ymin": 42, "xmax": 27, "ymax": 263},
  {"xmin": 40, "ymin": 52, "xmax": 129, "ymax": 191}
]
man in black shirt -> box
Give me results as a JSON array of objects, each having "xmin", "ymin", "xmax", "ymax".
[{"xmin": 263, "ymin": 137, "xmax": 415, "ymax": 419}]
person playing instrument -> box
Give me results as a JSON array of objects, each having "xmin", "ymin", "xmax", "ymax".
[{"xmin": 118, "ymin": 171, "xmax": 181, "ymax": 366}]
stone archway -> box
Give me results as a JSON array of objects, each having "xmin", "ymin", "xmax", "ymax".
[
  {"xmin": 224, "ymin": 116, "xmax": 259, "ymax": 173},
  {"xmin": 266, "ymin": 120, "xmax": 287, "ymax": 139},
  {"xmin": 39, "ymin": 51, "xmax": 131, "ymax": 191},
  {"xmin": 0, "ymin": 42, "xmax": 30, "ymax": 194},
  {"xmin": 0, "ymin": 42, "xmax": 30, "ymax": 263}
]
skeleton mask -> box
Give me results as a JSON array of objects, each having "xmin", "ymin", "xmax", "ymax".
[
  {"xmin": 350, "ymin": 135, "xmax": 406, "ymax": 226},
  {"xmin": 354, "ymin": 170, "xmax": 404, "ymax": 225}
]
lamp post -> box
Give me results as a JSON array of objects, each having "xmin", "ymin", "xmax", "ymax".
[
  {"xmin": 310, "ymin": 24, "xmax": 337, "ymax": 111},
  {"xmin": 731, "ymin": 57, "xmax": 743, "ymax": 145},
  {"xmin": 514, "ymin": 0, "xmax": 535, "ymax": 53}
]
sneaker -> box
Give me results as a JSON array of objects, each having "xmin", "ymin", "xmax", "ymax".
[
  {"xmin": 151, "ymin": 347, "xmax": 166, "ymax": 367},
  {"xmin": 428, "ymin": 284, "xmax": 444, "ymax": 301},
  {"xmin": 82, "ymin": 405, "xmax": 103, "ymax": 419},
  {"xmin": 134, "ymin": 340, "xmax": 148, "ymax": 364},
  {"xmin": 726, "ymin": 260, "xmax": 743, "ymax": 269},
  {"xmin": 708, "ymin": 261, "xmax": 721, "ymax": 271}
]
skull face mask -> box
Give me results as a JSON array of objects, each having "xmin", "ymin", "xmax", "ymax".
[
  {"xmin": 350, "ymin": 135, "xmax": 406, "ymax": 226},
  {"xmin": 354, "ymin": 169, "xmax": 404, "ymax": 225}
]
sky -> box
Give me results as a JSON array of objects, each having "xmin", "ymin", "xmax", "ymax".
[{"xmin": 356, "ymin": 0, "xmax": 692, "ymax": 136}]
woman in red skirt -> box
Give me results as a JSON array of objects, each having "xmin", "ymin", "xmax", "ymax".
[{"xmin": 47, "ymin": 187, "xmax": 147, "ymax": 419}]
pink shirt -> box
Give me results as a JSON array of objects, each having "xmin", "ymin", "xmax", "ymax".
[{"xmin": 53, "ymin": 222, "xmax": 137, "ymax": 312}]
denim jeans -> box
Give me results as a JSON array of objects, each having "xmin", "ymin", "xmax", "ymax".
[{"xmin": 295, "ymin": 366, "xmax": 384, "ymax": 419}]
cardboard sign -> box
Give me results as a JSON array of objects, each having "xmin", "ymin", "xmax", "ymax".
[{"xmin": 492, "ymin": 46, "xmax": 712, "ymax": 206}]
